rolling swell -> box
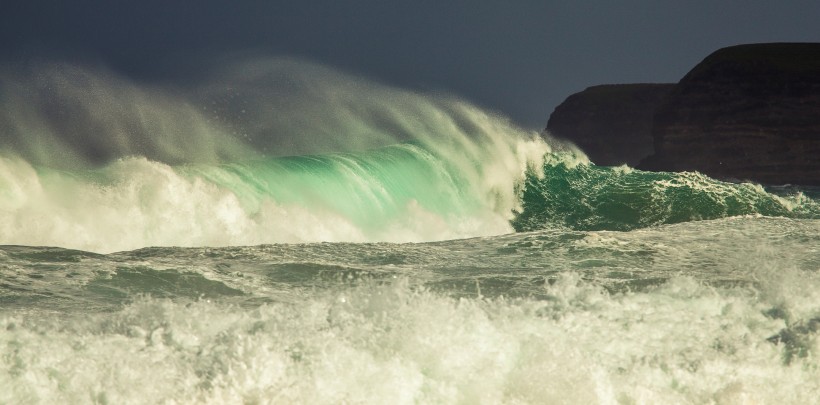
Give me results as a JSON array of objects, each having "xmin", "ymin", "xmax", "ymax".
[{"xmin": 514, "ymin": 157, "xmax": 820, "ymax": 232}]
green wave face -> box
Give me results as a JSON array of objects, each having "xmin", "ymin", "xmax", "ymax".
[
  {"xmin": 0, "ymin": 139, "xmax": 540, "ymax": 252},
  {"xmin": 185, "ymin": 144, "xmax": 484, "ymax": 235},
  {"xmin": 513, "ymin": 157, "xmax": 820, "ymax": 232}
]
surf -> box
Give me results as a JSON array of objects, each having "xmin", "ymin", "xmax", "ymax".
[
  {"xmin": 0, "ymin": 58, "xmax": 554, "ymax": 252},
  {"xmin": 0, "ymin": 58, "xmax": 817, "ymax": 253},
  {"xmin": 2, "ymin": 58, "xmax": 820, "ymax": 404}
]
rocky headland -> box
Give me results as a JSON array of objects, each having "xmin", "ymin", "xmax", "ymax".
[
  {"xmin": 547, "ymin": 43, "xmax": 820, "ymax": 186},
  {"xmin": 546, "ymin": 84, "xmax": 674, "ymax": 166}
]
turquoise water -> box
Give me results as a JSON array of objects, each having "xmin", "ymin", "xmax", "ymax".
[{"xmin": 1, "ymin": 60, "xmax": 819, "ymax": 403}]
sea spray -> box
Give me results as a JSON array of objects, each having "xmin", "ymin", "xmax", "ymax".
[
  {"xmin": 0, "ymin": 59, "xmax": 555, "ymax": 251},
  {"xmin": 0, "ymin": 62, "xmax": 255, "ymax": 167},
  {"xmin": 0, "ymin": 58, "xmax": 549, "ymax": 169},
  {"xmin": 5, "ymin": 58, "xmax": 816, "ymax": 253}
]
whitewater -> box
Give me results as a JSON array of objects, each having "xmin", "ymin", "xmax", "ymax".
[{"xmin": 1, "ymin": 58, "xmax": 819, "ymax": 404}]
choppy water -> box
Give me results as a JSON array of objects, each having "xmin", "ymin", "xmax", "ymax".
[{"xmin": 1, "ymin": 59, "xmax": 819, "ymax": 404}]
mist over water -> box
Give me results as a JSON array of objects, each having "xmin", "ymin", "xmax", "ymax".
[
  {"xmin": 0, "ymin": 62, "xmax": 250, "ymax": 167},
  {"xmin": 0, "ymin": 58, "xmax": 549, "ymax": 167},
  {"xmin": 1, "ymin": 58, "xmax": 819, "ymax": 403}
]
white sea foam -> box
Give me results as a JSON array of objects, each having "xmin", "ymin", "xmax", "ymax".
[
  {"xmin": 1, "ymin": 271, "xmax": 818, "ymax": 404},
  {"xmin": 0, "ymin": 144, "xmax": 550, "ymax": 253},
  {"xmin": 0, "ymin": 155, "xmax": 493, "ymax": 252}
]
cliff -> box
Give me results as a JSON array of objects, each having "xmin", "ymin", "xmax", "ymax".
[
  {"xmin": 545, "ymin": 84, "xmax": 674, "ymax": 166},
  {"xmin": 638, "ymin": 43, "xmax": 820, "ymax": 185}
]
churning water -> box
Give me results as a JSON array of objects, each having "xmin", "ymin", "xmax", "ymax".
[{"xmin": 1, "ymin": 59, "xmax": 818, "ymax": 404}]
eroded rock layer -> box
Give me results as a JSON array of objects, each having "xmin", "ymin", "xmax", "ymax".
[
  {"xmin": 639, "ymin": 43, "xmax": 820, "ymax": 185},
  {"xmin": 546, "ymin": 84, "xmax": 674, "ymax": 166}
]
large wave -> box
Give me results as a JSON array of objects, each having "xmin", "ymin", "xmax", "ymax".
[
  {"xmin": 0, "ymin": 58, "xmax": 816, "ymax": 253},
  {"xmin": 0, "ymin": 58, "xmax": 550, "ymax": 252}
]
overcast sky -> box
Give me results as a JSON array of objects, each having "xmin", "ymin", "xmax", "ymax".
[{"xmin": 2, "ymin": 1, "xmax": 819, "ymax": 129}]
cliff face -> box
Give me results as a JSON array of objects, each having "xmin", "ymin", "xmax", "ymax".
[
  {"xmin": 546, "ymin": 84, "xmax": 674, "ymax": 166},
  {"xmin": 639, "ymin": 43, "xmax": 820, "ymax": 185}
]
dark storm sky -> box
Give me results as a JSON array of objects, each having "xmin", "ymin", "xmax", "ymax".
[{"xmin": 2, "ymin": 1, "xmax": 819, "ymax": 129}]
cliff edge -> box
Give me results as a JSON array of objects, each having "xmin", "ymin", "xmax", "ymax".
[
  {"xmin": 638, "ymin": 43, "xmax": 820, "ymax": 185},
  {"xmin": 545, "ymin": 84, "xmax": 674, "ymax": 166}
]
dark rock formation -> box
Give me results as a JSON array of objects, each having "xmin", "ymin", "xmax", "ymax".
[
  {"xmin": 638, "ymin": 43, "xmax": 820, "ymax": 185},
  {"xmin": 546, "ymin": 84, "xmax": 674, "ymax": 166}
]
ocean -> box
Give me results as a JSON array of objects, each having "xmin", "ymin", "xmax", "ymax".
[{"xmin": 1, "ymin": 59, "xmax": 819, "ymax": 404}]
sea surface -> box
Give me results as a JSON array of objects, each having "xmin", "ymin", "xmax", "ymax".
[{"xmin": 1, "ymin": 59, "xmax": 819, "ymax": 404}]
